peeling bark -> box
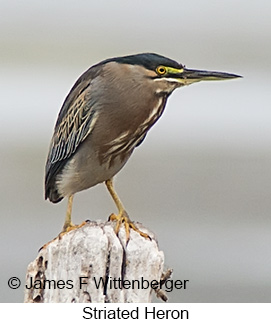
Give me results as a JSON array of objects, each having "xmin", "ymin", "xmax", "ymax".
[{"xmin": 24, "ymin": 221, "xmax": 167, "ymax": 303}]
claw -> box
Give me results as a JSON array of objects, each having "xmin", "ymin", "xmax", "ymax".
[
  {"xmin": 39, "ymin": 221, "xmax": 87, "ymax": 250},
  {"xmin": 105, "ymin": 178, "xmax": 151, "ymax": 242},
  {"xmin": 109, "ymin": 210, "xmax": 151, "ymax": 242}
]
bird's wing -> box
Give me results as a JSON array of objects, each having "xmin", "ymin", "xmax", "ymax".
[{"xmin": 45, "ymin": 74, "xmax": 99, "ymax": 196}]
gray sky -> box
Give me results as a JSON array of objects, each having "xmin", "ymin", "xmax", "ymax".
[{"xmin": 0, "ymin": 0, "xmax": 270, "ymax": 151}]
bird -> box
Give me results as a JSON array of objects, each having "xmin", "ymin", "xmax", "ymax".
[{"xmin": 45, "ymin": 53, "xmax": 241, "ymax": 240}]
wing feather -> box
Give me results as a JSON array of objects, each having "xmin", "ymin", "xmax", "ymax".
[{"xmin": 45, "ymin": 75, "xmax": 99, "ymax": 199}]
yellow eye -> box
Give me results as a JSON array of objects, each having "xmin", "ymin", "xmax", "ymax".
[{"xmin": 156, "ymin": 66, "xmax": 167, "ymax": 75}]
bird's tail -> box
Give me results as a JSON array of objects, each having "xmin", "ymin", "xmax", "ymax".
[{"xmin": 45, "ymin": 183, "xmax": 63, "ymax": 203}]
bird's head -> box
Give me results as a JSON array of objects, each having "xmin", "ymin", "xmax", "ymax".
[{"xmin": 104, "ymin": 53, "xmax": 242, "ymax": 94}]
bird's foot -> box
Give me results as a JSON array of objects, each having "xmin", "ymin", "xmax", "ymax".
[
  {"xmin": 109, "ymin": 211, "xmax": 151, "ymax": 242},
  {"xmin": 39, "ymin": 221, "xmax": 88, "ymax": 250},
  {"xmin": 59, "ymin": 220, "xmax": 88, "ymax": 238}
]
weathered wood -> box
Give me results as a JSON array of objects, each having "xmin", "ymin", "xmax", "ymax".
[{"xmin": 24, "ymin": 221, "xmax": 168, "ymax": 303}]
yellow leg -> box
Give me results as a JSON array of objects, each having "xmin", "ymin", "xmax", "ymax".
[
  {"xmin": 105, "ymin": 178, "xmax": 150, "ymax": 241},
  {"xmin": 39, "ymin": 195, "xmax": 87, "ymax": 251},
  {"xmin": 40, "ymin": 195, "xmax": 86, "ymax": 250},
  {"xmin": 105, "ymin": 179, "xmax": 125, "ymax": 216},
  {"xmin": 62, "ymin": 195, "xmax": 75, "ymax": 231},
  {"xmin": 61, "ymin": 194, "xmax": 87, "ymax": 233}
]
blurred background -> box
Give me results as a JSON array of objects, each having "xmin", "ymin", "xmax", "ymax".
[{"xmin": 0, "ymin": 0, "xmax": 270, "ymax": 303}]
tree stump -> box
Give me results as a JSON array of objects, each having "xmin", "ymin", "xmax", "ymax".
[{"xmin": 24, "ymin": 221, "xmax": 168, "ymax": 303}]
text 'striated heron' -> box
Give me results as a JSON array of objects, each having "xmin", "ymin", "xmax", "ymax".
[{"xmin": 45, "ymin": 53, "xmax": 241, "ymax": 240}]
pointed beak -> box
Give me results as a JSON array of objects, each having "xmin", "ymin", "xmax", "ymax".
[{"xmin": 175, "ymin": 67, "xmax": 242, "ymax": 85}]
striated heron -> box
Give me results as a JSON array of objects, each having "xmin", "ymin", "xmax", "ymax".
[{"xmin": 45, "ymin": 53, "xmax": 241, "ymax": 240}]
